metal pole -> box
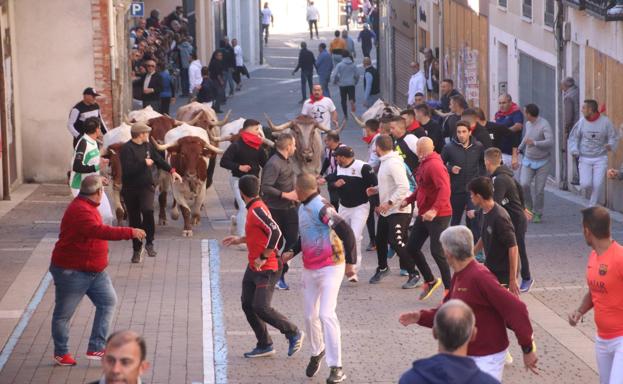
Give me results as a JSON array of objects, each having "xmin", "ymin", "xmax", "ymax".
[
  {"xmin": 439, "ymin": 0, "xmax": 444, "ymax": 83},
  {"xmin": 555, "ymin": 0, "xmax": 567, "ymax": 189},
  {"xmin": 258, "ymin": 0, "xmax": 263, "ymax": 65}
]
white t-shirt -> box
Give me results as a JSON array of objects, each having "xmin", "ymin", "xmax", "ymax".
[
  {"xmin": 261, "ymin": 8, "xmax": 272, "ymax": 25},
  {"xmin": 307, "ymin": 5, "xmax": 319, "ymax": 21},
  {"xmin": 234, "ymin": 45, "xmax": 244, "ymax": 67},
  {"xmin": 301, "ymin": 97, "xmax": 336, "ymax": 129}
]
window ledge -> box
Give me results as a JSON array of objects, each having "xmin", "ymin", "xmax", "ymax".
[{"xmin": 521, "ymin": 16, "xmax": 534, "ymax": 23}]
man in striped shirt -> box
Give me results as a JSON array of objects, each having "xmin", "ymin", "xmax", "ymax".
[{"xmin": 67, "ymin": 87, "xmax": 108, "ymax": 148}]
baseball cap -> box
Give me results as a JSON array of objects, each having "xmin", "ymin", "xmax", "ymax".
[
  {"xmin": 83, "ymin": 87, "xmax": 101, "ymax": 97},
  {"xmin": 334, "ymin": 146, "xmax": 354, "ymax": 158}
]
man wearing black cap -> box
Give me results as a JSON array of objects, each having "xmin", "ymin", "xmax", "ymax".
[
  {"xmin": 67, "ymin": 87, "xmax": 109, "ymax": 148},
  {"xmin": 120, "ymin": 123, "xmax": 182, "ymax": 263}
]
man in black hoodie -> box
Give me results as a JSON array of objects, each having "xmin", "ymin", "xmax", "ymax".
[
  {"xmin": 484, "ymin": 147, "xmax": 534, "ymax": 293},
  {"xmin": 292, "ymin": 42, "xmax": 316, "ymax": 104},
  {"xmin": 399, "ymin": 299, "xmax": 499, "ymax": 384}
]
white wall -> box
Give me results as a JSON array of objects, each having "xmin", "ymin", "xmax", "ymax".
[
  {"xmin": 226, "ymin": 0, "xmax": 260, "ymax": 66},
  {"xmin": 265, "ymin": 0, "xmax": 340, "ymax": 34},
  {"xmin": 13, "ymin": 0, "xmax": 95, "ymax": 181}
]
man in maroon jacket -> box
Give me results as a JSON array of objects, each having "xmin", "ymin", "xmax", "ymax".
[
  {"xmin": 401, "ymin": 137, "xmax": 452, "ymax": 299},
  {"xmin": 50, "ymin": 175, "xmax": 145, "ymax": 367},
  {"xmin": 399, "ymin": 225, "xmax": 539, "ymax": 381}
]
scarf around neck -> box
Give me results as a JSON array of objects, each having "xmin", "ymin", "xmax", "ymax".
[{"xmin": 240, "ymin": 131, "xmax": 263, "ymax": 149}]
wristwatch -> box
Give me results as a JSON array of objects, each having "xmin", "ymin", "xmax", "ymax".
[{"xmin": 387, "ymin": 200, "xmax": 394, "ymax": 206}]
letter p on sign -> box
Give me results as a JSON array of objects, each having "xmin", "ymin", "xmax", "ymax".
[{"xmin": 131, "ymin": 2, "xmax": 144, "ymax": 17}]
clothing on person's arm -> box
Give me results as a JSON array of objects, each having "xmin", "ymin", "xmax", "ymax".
[
  {"xmin": 72, "ymin": 140, "xmax": 98, "ymax": 174},
  {"xmin": 319, "ymin": 204, "xmax": 357, "ymax": 265}
]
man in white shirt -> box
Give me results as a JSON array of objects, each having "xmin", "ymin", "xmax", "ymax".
[
  {"xmin": 407, "ymin": 61, "xmax": 426, "ymax": 107},
  {"xmin": 307, "ymin": 1, "xmax": 320, "ymax": 40},
  {"xmin": 261, "ymin": 2, "xmax": 274, "ymax": 45},
  {"xmin": 302, "ymin": 84, "xmax": 339, "ymax": 129},
  {"xmin": 188, "ymin": 52, "xmax": 203, "ymax": 97},
  {"xmin": 232, "ymin": 38, "xmax": 245, "ymax": 91}
]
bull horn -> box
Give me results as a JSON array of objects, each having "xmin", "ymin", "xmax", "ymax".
[
  {"xmin": 262, "ymin": 137, "xmax": 275, "ymax": 148},
  {"xmin": 100, "ymin": 146, "xmax": 108, "ymax": 157},
  {"xmin": 188, "ymin": 110, "xmax": 204, "ymax": 126},
  {"xmin": 215, "ymin": 110, "xmax": 232, "ymax": 126},
  {"xmin": 123, "ymin": 114, "xmax": 132, "ymax": 125},
  {"xmin": 215, "ymin": 135, "xmax": 233, "ymax": 142},
  {"xmin": 150, "ymin": 136, "xmax": 177, "ymax": 151},
  {"xmin": 336, "ymin": 119, "xmax": 347, "ymax": 134},
  {"xmin": 205, "ymin": 142, "xmax": 224, "ymax": 154},
  {"xmin": 350, "ymin": 111, "xmax": 365, "ymax": 127},
  {"xmin": 265, "ymin": 114, "xmax": 292, "ymax": 131},
  {"xmin": 314, "ymin": 123, "xmax": 331, "ymax": 133}
]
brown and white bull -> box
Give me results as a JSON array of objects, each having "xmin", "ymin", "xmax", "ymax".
[
  {"xmin": 100, "ymin": 123, "xmax": 132, "ymax": 225},
  {"xmin": 350, "ymin": 99, "xmax": 401, "ymax": 127},
  {"xmin": 153, "ymin": 124, "xmax": 223, "ymax": 237},
  {"xmin": 265, "ymin": 114, "xmax": 344, "ymax": 175}
]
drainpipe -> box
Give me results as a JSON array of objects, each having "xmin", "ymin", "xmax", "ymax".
[
  {"xmin": 555, "ymin": 0, "xmax": 567, "ymax": 189},
  {"xmin": 439, "ymin": 0, "xmax": 444, "ymax": 82}
]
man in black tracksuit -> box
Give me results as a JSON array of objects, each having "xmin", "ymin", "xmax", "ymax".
[
  {"xmin": 484, "ymin": 147, "xmax": 533, "ymax": 293},
  {"xmin": 462, "ymin": 108, "xmax": 493, "ymax": 149},
  {"xmin": 292, "ymin": 41, "xmax": 316, "ymax": 103},
  {"xmin": 389, "ymin": 116, "xmax": 419, "ymax": 174},
  {"xmin": 441, "ymin": 120, "xmax": 484, "ymax": 237}
]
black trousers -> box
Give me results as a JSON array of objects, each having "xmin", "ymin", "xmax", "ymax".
[
  {"xmin": 262, "ymin": 24, "xmax": 270, "ymax": 43},
  {"xmin": 362, "ymin": 45, "xmax": 372, "ymax": 58},
  {"xmin": 241, "ymin": 267, "xmax": 298, "ymax": 348},
  {"xmin": 122, "ymin": 186, "xmax": 155, "ymax": 251},
  {"xmin": 366, "ymin": 200, "xmax": 377, "ymax": 245},
  {"xmin": 142, "ymin": 99, "xmax": 160, "ymax": 111},
  {"xmin": 339, "ymin": 86, "xmax": 356, "ymax": 117},
  {"xmin": 269, "ymin": 207, "xmax": 299, "ymax": 278},
  {"xmin": 407, "ymin": 215, "xmax": 452, "ymax": 288},
  {"xmin": 450, "ymin": 192, "xmax": 480, "ymax": 241},
  {"xmin": 308, "ymin": 20, "xmax": 318, "ymax": 39},
  {"xmin": 300, "ymin": 70, "xmax": 313, "ymax": 100},
  {"xmin": 516, "ymin": 228, "xmax": 531, "ymax": 281},
  {"xmin": 328, "ymin": 188, "xmax": 340, "ymax": 210},
  {"xmin": 159, "ymin": 97, "xmax": 171, "ymax": 115},
  {"xmin": 375, "ymin": 213, "xmax": 417, "ymax": 274}
]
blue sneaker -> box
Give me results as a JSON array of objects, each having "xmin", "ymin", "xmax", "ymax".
[
  {"xmin": 243, "ymin": 345, "xmax": 276, "ymax": 358},
  {"xmin": 276, "ymin": 277, "xmax": 289, "ymax": 290},
  {"xmin": 399, "ymin": 269, "xmax": 409, "ymax": 276},
  {"xmin": 475, "ymin": 251, "xmax": 485, "ymax": 263},
  {"xmin": 519, "ymin": 279, "xmax": 534, "ymax": 293},
  {"xmin": 287, "ymin": 330, "xmax": 304, "ymax": 356},
  {"xmin": 388, "ymin": 246, "xmax": 396, "ymax": 259}
]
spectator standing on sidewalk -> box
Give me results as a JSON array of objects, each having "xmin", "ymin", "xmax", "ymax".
[
  {"xmin": 399, "ymin": 225, "xmax": 538, "ymax": 382},
  {"xmin": 220, "ymin": 119, "xmax": 268, "ymax": 238},
  {"xmin": 188, "ymin": 52, "xmax": 202, "ymax": 97},
  {"xmin": 494, "ymin": 94, "xmax": 524, "ymax": 172},
  {"xmin": 220, "ymin": 37, "xmax": 236, "ymax": 97},
  {"xmin": 518, "ymin": 104, "xmax": 554, "ymax": 223},
  {"xmin": 562, "ymin": 77, "xmax": 580, "ymax": 186},
  {"xmin": 51, "ymin": 175, "xmax": 146, "ymax": 366},
  {"xmin": 362, "ymin": 57, "xmax": 380, "ymax": 108},
  {"xmin": 307, "ymin": 1, "xmax": 320, "ymax": 40},
  {"xmin": 333, "ymin": 51, "xmax": 359, "ymax": 119},
  {"xmin": 358, "ymin": 23, "xmax": 376, "ymax": 59},
  {"xmin": 407, "ymin": 62, "xmax": 426, "ymax": 107},
  {"xmin": 437, "ymin": 79, "xmax": 461, "ymax": 114},
  {"xmin": 569, "ymin": 206, "xmax": 623, "ymax": 384},
  {"xmin": 261, "ymin": 2, "xmax": 274, "ymax": 45},
  {"xmin": 293, "ymin": 42, "xmax": 316, "ymax": 104},
  {"xmin": 232, "ymin": 38, "xmax": 248, "ymax": 91},
  {"xmin": 196, "ymin": 66, "xmax": 222, "ymax": 112},
  {"xmin": 316, "ymin": 43, "xmax": 333, "ymax": 98},
  {"xmin": 178, "ymin": 37, "xmax": 193, "ymax": 97},
  {"xmin": 138, "ymin": 59, "xmax": 163, "ymax": 110},
  {"xmin": 568, "ymin": 99, "xmax": 619, "ymax": 207},
  {"xmin": 67, "ymin": 87, "xmax": 109, "ymax": 148},
  {"xmin": 158, "ymin": 62, "xmax": 175, "ymax": 114},
  {"xmin": 208, "ymin": 50, "xmax": 227, "ymax": 107},
  {"xmin": 222, "ymin": 175, "xmax": 304, "ymax": 358},
  {"xmin": 329, "ymin": 30, "xmax": 347, "ymax": 68}
]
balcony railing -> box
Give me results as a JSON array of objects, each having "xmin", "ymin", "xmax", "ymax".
[{"xmin": 564, "ymin": 0, "xmax": 623, "ymax": 21}]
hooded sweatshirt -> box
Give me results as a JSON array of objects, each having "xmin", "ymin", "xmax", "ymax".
[
  {"xmin": 491, "ymin": 165, "xmax": 527, "ymax": 234},
  {"xmin": 568, "ymin": 114, "xmax": 619, "ymax": 158},
  {"xmin": 333, "ymin": 57, "xmax": 360, "ymax": 87},
  {"xmin": 377, "ymin": 151, "xmax": 411, "ymax": 216},
  {"xmin": 399, "ymin": 354, "xmax": 500, "ymax": 384}
]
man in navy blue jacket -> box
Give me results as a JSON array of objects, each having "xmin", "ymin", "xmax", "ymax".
[{"xmin": 316, "ymin": 43, "xmax": 333, "ymax": 97}]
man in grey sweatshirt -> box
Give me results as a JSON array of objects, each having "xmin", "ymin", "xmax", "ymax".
[
  {"xmin": 568, "ymin": 99, "xmax": 619, "ymax": 207},
  {"xmin": 518, "ymin": 104, "xmax": 553, "ymax": 222},
  {"xmin": 333, "ymin": 51, "xmax": 359, "ymax": 119}
]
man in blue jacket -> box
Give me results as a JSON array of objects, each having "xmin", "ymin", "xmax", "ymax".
[{"xmin": 316, "ymin": 43, "xmax": 333, "ymax": 97}]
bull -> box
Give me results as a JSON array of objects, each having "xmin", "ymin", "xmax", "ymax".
[
  {"xmin": 350, "ymin": 99, "xmax": 401, "ymax": 128},
  {"xmin": 100, "ymin": 123, "xmax": 132, "ymax": 225}
]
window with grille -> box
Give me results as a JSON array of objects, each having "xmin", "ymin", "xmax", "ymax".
[
  {"xmin": 522, "ymin": 0, "xmax": 533, "ymax": 19},
  {"xmin": 544, "ymin": 0, "xmax": 555, "ymax": 27},
  {"xmin": 498, "ymin": 0, "xmax": 508, "ymax": 8}
]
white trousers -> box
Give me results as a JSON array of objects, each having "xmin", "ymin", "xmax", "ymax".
[
  {"xmin": 338, "ymin": 202, "xmax": 369, "ymax": 273},
  {"xmin": 596, "ymin": 335, "xmax": 623, "ymax": 384},
  {"xmin": 579, "ymin": 156, "xmax": 608, "ymax": 207},
  {"xmin": 302, "ymin": 264, "xmax": 345, "ymax": 367},
  {"xmin": 230, "ymin": 176, "xmax": 246, "ymax": 237},
  {"xmin": 70, "ymin": 188, "xmax": 114, "ymax": 226},
  {"xmin": 470, "ymin": 349, "xmax": 506, "ymax": 382}
]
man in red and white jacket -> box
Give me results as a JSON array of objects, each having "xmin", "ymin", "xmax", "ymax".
[
  {"xmin": 401, "ymin": 137, "xmax": 453, "ymax": 300},
  {"xmin": 222, "ymin": 175, "xmax": 304, "ymax": 358},
  {"xmin": 50, "ymin": 175, "xmax": 145, "ymax": 367}
]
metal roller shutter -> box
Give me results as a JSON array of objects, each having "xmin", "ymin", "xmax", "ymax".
[{"xmin": 393, "ymin": 28, "xmax": 415, "ymax": 107}]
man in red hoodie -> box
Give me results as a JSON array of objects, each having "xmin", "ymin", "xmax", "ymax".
[
  {"xmin": 401, "ymin": 137, "xmax": 452, "ymax": 299},
  {"xmin": 50, "ymin": 175, "xmax": 145, "ymax": 366}
]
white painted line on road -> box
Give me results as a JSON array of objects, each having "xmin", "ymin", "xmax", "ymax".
[
  {"xmin": 530, "ymin": 285, "xmax": 584, "ymax": 292},
  {"xmin": 33, "ymin": 220, "xmax": 61, "ymax": 224},
  {"xmin": 0, "ymin": 310, "xmax": 23, "ymax": 319},
  {"xmin": 0, "ymin": 184, "xmax": 38, "ymax": 219}
]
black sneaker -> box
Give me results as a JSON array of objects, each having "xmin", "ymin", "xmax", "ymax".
[
  {"xmin": 306, "ymin": 350, "xmax": 325, "ymax": 377},
  {"xmin": 327, "ymin": 366, "xmax": 347, "ymax": 383},
  {"xmin": 369, "ymin": 267, "xmax": 390, "ymax": 284},
  {"xmin": 131, "ymin": 249, "xmax": 143, "ymax": 264},
  {"xmin": 145, "ymin": 244, "xmax": 157, "ymax": 257},
  {"xmin": 401, "ymin": 273, "xmax": 423, "ymax": 289}
]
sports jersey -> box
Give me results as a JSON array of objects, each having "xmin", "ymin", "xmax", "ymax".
[{"xmin": 587, "ymin": 241, "xmax": 623, "ymax": 339}]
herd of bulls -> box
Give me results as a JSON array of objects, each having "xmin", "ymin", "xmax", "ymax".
[{"xmin": 100, "ymin": 99, "xmax": 399, "ymax": 236}]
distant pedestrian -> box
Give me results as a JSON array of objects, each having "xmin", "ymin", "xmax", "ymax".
[
  {"xmin": 341, "ymin": 30, "xmax": 356, "ymax": 59},
  {"xmin": 398, "ymin": 299, "xmax": 500, "ymax": 384},
  {"xmin": 90, "ymin": 330, "xmax": 150, "ymax": 384},
  {"xmin": 562, "ymin": 77, "xmax": 580, "ymax": 186},
  {"xmin": 301, "ymin": 84, "xmax": 339, "ymax": 129},
  {"xmin": 316, "ymin": 43, "xmax": 333, "ymax": 97},
  {"xmin": 67, "ymin": 87, "xmax": 109, "ymax": 148},
  {"xmin": 333, "ymin": 52, "xmax": 359, "ymax": 119},
  {"xmin": 569, "ymin": 206, "xmax": 623, "ymax": 384},
  {"xmin": 399, "ymin": 225, "xmax": 538, "ymax": 381},
  {"xmin": 307, "ymin": 1, "xmax": 320, "ymax": 40},
  {"xmin": 407, "ymin": 62, "xmax": 426, "ymax": 107},
  {"xmin": 329, "ymin": 30, "xmax": 347, "ymax": 68},
  {"xmin": 178, "ymin": 37, "xmax": 193, "ymax": 97},
  {"xmin": 568, "ymin": 99, "xmax": 619, "ymax": 207},
  {"xmin": 422, "ymin": 48, "xmax": 435, "ymax": 97},
  {"xmin": 494, "ymin": 94, "xmax": 524, "ymax": 172},
  {"xmin": 292, "ymin": 41, "xmax": 316, "ymax": 103},
  {"xmin": 362, "ymin": 57, "xmax": 380, "ymax": 108},
  {"xmin": 518, "ymin": 104, "xmax": 554, "ymax": 223},
  {"xmin": 232, "ymin": 38, "xmax": 248, "ymax": 91},
  {"xmin": 158, "ymin": 63, "xmax": 175, "ymax": 114},
  {"xmin": 208, "ymin": 50, "xmax": 227, "ymax": 107},
  {"xmin": 139, "ymin": 59, "xmax": 163, "ymax": 110},
  {"xmin": 220, "ymin": 37, "xmax": 236, "ymax": 96},
  {"xmin": 261, "ymin": 2, "xmax": 274, "ymax": 45},
  {"xmin": 196, "ymin": 66, "xmax": 221, "ymax": 112},
  {"xmin": 357, "ymin": 23, "xmax": 376, "ymax": 58},
  {"xmin": 319, "ymin": 131, "xmax": 346, "ymax": 209},
  {"xmin": 188, "ymin": 52, "xmax": 203, "ymax": 96},
  {"xmin": 51, "ymin": 175, "xmax": 145, "ymax": 366},
  {"xmin": 222, "ymin": 175, "xmax": 304, "ymax": 358}
]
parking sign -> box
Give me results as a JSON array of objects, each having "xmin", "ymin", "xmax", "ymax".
[{"xmin": 130, "ymin": 2, "xmax": 144, "ymax": 17}]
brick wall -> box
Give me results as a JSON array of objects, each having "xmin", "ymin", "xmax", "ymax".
[{"xmin": 91, "ymin": 0, "xmax": 113, "ymax": 128}]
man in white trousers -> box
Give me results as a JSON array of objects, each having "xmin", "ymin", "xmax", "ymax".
[
  {"xmin": 282, "ymin": 173, "xmax": 356, "ymax": 383},
  {"xmin": 320, "ymin": 146, "xmax": 377, "ymax": 283}
]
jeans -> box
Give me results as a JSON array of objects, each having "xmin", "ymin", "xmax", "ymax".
[
  {"xmin": 338, "ymin": 203, "xmax": 369, "ymax": 273},
  {"xmin": 50, "ymin": 265, "xmax": 117, "ymax": 356},
  {"xmin": 470, "ymin": 349, "xmax": 506, "ymax": 382},
  {"xmin": 520, "ymin": 159, "xmax": 549, "ymax": 215},
  {"xmin": 308, "ymin": 20, "xmax": 318, "ymax": 39},
  {"xmin": 122, "ymin": 186, "xmax": 155, "ymax": 251},
  {"xmin": 302, "ymin": 263, "xmax": 345, "ymax": 367},
  {"xmin": 595, "ymin": 335, "xmax": 623, "ymax": 384},
  {"xmin": 300, "ymin": 70, "xmax": 313, "ymax": 100},
  {"xmin": 579, "ymin": 155, "xmax": 608, "ymax": 207},
  {"xmin": 262, "ymin": 24, "xmax": 270, "ymax": 43},
  {"xmin": 230, "ymin": 176, "xmax": 246, "ymax": 237},
  {"xmin": 376, "ymin": 213, "xmax": 417, "ymax": 274},
  {"xmin": 407, "ymin": 215, "xmax": 452, "ymax": 288},
  {"xmin": 224, "ymin": 68, "xmax": 235, "ymax": 95},
  {"xmin": 318, "ymin": 74, "xmax": 331, "ymax": 98},
  {"xmin": 270, "ymin": 207, "xmax": 299, "ymax": 279},
  {"xmin": 241, "ymin": 266, "xmax": 298, "ymax": 348}
]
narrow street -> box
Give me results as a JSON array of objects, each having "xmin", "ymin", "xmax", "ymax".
[{"xmin": 0, "ymin": 28, "xmax": 609, "ymax": 383}]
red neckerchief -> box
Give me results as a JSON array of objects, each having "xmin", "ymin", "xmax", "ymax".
[
  {"xmin": 469, "ymin": 123, "xmax": 477, "ymax": 133},
  {"xmin": 362, "ymin": 132, "xmax": 378, "ymax": 144},
  {"xmin": 586, "ymin": 112, "xmax": 601, "ymax": 122},
  {"xmin": 495, "ymin": 102, "xmax": 520, "ymax": 119},
  {"xmin": 406, "ymin": 121, "xmax": 420, "ymax": 132},
  {"xmin": 240, "ymin": 131, "xmax": 263, "ymax": 149},
  {"xmin": 310, "ymin": 95, "xmax": 324, "ymax": 104}
]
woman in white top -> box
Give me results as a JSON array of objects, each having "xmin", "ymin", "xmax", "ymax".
[{"xmin": 232, "ymin": 38, "xmax": 246, "ymax": 91}]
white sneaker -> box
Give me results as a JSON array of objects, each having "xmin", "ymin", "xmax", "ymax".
[{"xmin": 348, "ymin": 274, "xmax": 359, "ymax": 283}]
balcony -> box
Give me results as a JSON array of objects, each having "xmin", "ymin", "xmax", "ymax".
[{"xmin": 565, "ymin": 0, "xmax": 623, "ymax": 21}]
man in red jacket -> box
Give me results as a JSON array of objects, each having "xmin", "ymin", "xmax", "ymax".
[
  {"xmin": 50, "ymin": 175, "xmax": 145, "ymax": 366},
  {"xmin": 222, "ymin": 175, "xmax": 304, "ymax": 358},
  {"xmin": 401, "ymin": 137, "xmax": 452, "ymax": 300},
  {"xmin": 399, "ymin": 225, "xmax": 539, "ymax": 381}
]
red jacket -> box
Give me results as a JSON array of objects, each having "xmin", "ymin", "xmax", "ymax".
[
  {"xmin": 51, "ymin": 196, "xmax": 133, "ymax": 273},
  {"xmin": 405, "ymin": 152, "xmax": 452, "ymax": 217},
  {"xmin": 245, "ymin": 198, "xmax": 281, "ymax": 272},
  {"xmin": 418, "ymin": 260, "xmax": 534, "ymax": 356}
]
